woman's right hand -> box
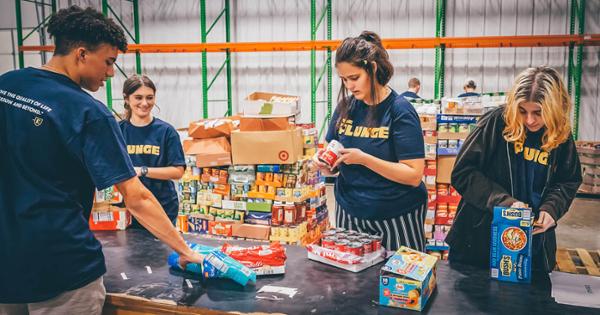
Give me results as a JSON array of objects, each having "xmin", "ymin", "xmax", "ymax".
[{"xmin": 312, "ymin": 149, "xmax": 334, "ymax": 176}]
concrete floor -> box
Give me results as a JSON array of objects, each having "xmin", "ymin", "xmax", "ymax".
[{"xmin": 326, "ymin": 184, "xmax": 600, "ymax": 250}]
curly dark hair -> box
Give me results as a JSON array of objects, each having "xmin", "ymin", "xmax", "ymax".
[{"xmin": 47, "ymin": 5, "xmax": 127, "ymax": 55}]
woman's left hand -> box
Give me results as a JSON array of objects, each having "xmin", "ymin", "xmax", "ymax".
[
  {"xmin": 533, "ymin": 211, "xmax": 556, "ymax": 235},
  {"xmin": 333, "ymin": 148, "xmax": 368, "ymax": 169}
]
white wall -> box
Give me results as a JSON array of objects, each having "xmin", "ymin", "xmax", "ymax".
[{"xmin": 0, "ymin": 0, "xmax": 598, "ymax": 140}]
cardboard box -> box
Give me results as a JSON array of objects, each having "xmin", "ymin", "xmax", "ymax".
[
  {"xmin": 231, "ymin": 128, "xmax": 303, "ymax": 165},
  {"xmin": 89, "ymin": 206, "xmax": 131, "ymax": 231},
  {"xmin": 232, "ymin": 223, "xmax": 271, "ymax": 240},
  {"xmin": 209, "ymin": 220, "xmax": 235, "ymax": 237},
  {"xmin": 188, "ymin": 214, "xmax": 212, "ymax": 234},
  {"xmin": 490, "ymin": 206, "xmax": 533, "ymax": 283},
  {"xmin": 379, "ymin": 247, "xmax": 438, "ymax": 311},
  {"xmin": 183, "ymin": 137, "xmax": 232, "ymax": 168},
  {"xmin": 239, "ymin": 117, "xmax": 292, "ymax": 132},
  {"xmin": 240, "ymin": 92, "xmax": 300, "ymax": 117},
  {"xmin": 188, "ymin": 117, "xmax": 238, "ymax": 139},
  {"xmin": 436, "ymin": 156, "xmax": 456, "ymax": 184}
]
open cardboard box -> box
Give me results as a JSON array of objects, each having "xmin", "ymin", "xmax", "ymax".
[
  {"xmin": 240, "ymin": 92, "xmax": 300, "ymax": 117},
  {"xmin": 183, "ymin": 137, "xmax": 232, "ymax": 167}
]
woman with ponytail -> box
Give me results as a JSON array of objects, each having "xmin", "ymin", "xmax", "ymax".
[
  {"xmin": 119, "ymin": 74, "xmax": 186, "ymax": 226},
  {"xmin": 313, "ymin": 31, "xmax": 427, "ymax": 252}
]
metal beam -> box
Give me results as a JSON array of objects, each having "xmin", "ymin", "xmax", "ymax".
[
  {"xmin": 573, "ymin": 0, "xmax": 586, "ymax": 140},
  {"xmin": 15, "ymin": 0, "xmax": 24, "ymax": 68}
]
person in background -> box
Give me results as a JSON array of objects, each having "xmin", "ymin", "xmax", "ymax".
[
  {"xmin": 119, "ymin": 74, "xmax": 186, "ymax": 227},
  {"xmin": 0, "ymin": 6, "xmax": 201, "ymax": 314},
  {"xmin": 457, "ymin": 79, "xmax": 480, "ymax": 97},
  {"xmin": 313, "ymin": 31, "xmax": 427, "ymax": 252},
  {"xmin": 446, "ymin": 66, "xmax": 582, "ymax": 272},
  {"xmin": 399, "ymin": 77, "xmax": 422, "ymax": 101}
]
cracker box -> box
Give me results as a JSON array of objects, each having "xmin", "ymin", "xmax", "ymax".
[
  {"xmin": 379, "ymin": 246, "xmax": 437, "ymax": 311},
  {"xmin": 490, "ymin": 206, "xmax": 534, "ymax": 283}
]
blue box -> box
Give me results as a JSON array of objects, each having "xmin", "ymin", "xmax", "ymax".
[
  {"xmin": 379, "ymin": 246, "xmax": 438, "ymax": 311},
  {"xmin": 490, "ymin": 206, "xmax": 534, "ymax": 283}
]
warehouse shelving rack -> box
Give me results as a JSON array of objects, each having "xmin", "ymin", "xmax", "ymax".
[{"xmin": 14, "ymin": 0, "xmax": 599, "ymax": 138}]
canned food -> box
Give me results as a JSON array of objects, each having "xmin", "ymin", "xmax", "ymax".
[
  {"xmin": 319, "ymin": 140, "xmax": 344, "ymax": 168},
  {"xmin": 448, "ymin": 139, "xmax": 458, "ymax": 149},
  {"xmin": 459, "ymin": 123, "xmax": 469, "ymax": 133},
  {"xmin": 437, "ymin": 184, "xmax": 449, "ymax": 196},
  {"xmin": 438, "ymin": 140, "xmax": 448, "ymax": 149},
  {"xmin": 334, "ymin": 228, "xmax": 346, "ymax": 233},
  {"xmin": 347, "ymin": 242, "xmax": 364, "ymax": 256},
  {"xmin": 322, "ymin": 230, "xmax": 337, "ymax": 237},
  {"xmin": 360, "ymin": 239, "xmax": 373, "ymax": 254},
  {"xmin": 358, "ymin": 233, "xmax": 371, "ymax": 238},
  {"xmin": 437, "ymin": 123, "xmax": 449, "ymax": 133},
  {"xmin": 335, "ymin": 239, "xmax": 349, "ymax": 252},
  {"xmin": 321, "ymin": 236, "xmax": 337, "ymax": 249},
  {"xmin": 346, "ymin": 230, "xmax": 359, "ymax": 236},
  {"xmin": 177, "ymin": 215, "xmax": 188, "ymax": 233},
  {"xmin": 369, "ymin": 235, "xmax": 383, "ymax": 251},
  {"xmin": 448, "ymin": 123, "xmax": 459, "ymax": 133},
  {"xmin": 345, "ymin": 235, "xmax": 360, "ymax": 242}
]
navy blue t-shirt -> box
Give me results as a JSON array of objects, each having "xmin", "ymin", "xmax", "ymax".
[
  {"xmin": 0, "ymin": 68, "xmax": 136, "ymax": 303},
  {"xmin": 513, "ymin": 129, "xmax": 550, "ymax": 212},
  {"xmin": 457, "ymin": 92, "xmax": 480, "ymax": 98},
  {"xmin": 119, "ymin": 118, "xmax": 185, "ymax": 221},
  {"xmin": 326, "ymin": 90, "xmax": 427, "ymax": 220},
  {"xmin": 399, "ymin": 91, "xmax": 421, "ymax": 100}
]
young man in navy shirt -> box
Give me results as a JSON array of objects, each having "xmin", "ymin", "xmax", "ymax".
[
  {"xmin": 399, "ymin": 77, "xmax": 422, "ymax": 101},
  {"xmin": 0, "ymin": 6, "xmax": 201, "ymax": 314}
]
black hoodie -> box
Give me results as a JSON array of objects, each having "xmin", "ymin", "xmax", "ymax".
[{"xmin": 446, "ymin": 106, "xmax": 582, "ymax": 271}]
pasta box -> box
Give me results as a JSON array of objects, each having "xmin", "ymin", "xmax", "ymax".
[
  {"xmin": 379, "ymin": 246, "xmax": 438, "ymax": 311},
  {"xmin": 490, "ymin": 206, "xmax": 534, "ymax": 283}
]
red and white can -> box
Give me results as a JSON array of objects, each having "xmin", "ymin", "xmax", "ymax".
[
  {"xmin": 347, "ymin": 242, "xmax": 364, "ymax": 256},
  {"xmin": 321, "ymin": 236, "xmax": 337, "ymax": 249},
  {"xmin": 319, "ymin": 140, "xmax": 344, "ymax": 168},
  {"xmin": 360, "ymin": 238, "xmax": 373, "ymax": 254},
  {"xmin": 335, "ymin": 239, "xmax": 349, "ymax": 252},
  {"xmin": 369, "ymin": 235, "xmax": 383, "ymax": 251}
]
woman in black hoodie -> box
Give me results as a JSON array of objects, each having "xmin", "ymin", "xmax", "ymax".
[{"xmin": 446, "ymin": 66, "xmax": 582, "ymax": 272}]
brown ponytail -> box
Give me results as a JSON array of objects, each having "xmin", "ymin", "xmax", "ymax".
[{"xmin": 335, "ymin": 31, "xmax": 394, "ymax": 128}]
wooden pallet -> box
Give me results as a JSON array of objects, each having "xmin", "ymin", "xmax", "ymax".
[{"xmin": 556, "ymin": 248, "xmax": 600, "ymax": 276}]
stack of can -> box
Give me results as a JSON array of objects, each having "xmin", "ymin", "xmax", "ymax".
[{"xmin": 320, "ymin": 228, "xmax": 382, "ymax": 257}]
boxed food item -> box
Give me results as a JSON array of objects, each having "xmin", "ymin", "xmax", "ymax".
[
  {"xmin": 490, "ymin": 206, "xmax": 534, "ymax": 283},
  {"xmin": 208, "ymin": 220, "xmax": 235, "ymax": 237},
  {"xmin": 379, "ymin": 246, "xmax": 438, "ymax": 311},
  {"xmin": 188, "ymin": 116, "xmax": 238, "ymax": 139},
  {"xmin": 231, "ymin": 223, "xmax": 271, "ymax": 240},
  {"xmin": 89, "ymin": 206, "xmax": 131, "ymax": 231},
  {"xmin": 240, "ymin": 92, "xmax": 300, "ymax": 117},
  {"xmin": 231, "ymin": 128, "xmax": 303, "ymax": 165},
  {"xmin": 183, "ymin": 137, "xmax": 232, "ymax": 168}
]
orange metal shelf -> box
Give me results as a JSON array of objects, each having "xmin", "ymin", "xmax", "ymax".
[{"xmin": 20, "ymin": 34, "xmax": 600, "ymax": 53}]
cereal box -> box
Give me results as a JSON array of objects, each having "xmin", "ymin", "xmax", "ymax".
[
  {"xmin": 490, "ymin": 206, "xmax": 534, "ymax": 283},
  {"xmin": 379, "ymin": 246, "xmax": 437, "ymax": 311}
]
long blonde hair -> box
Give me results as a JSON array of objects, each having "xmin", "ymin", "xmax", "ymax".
[{"xmin": 503, "ymin": 66, "xmax": 572, "ymax": 152}]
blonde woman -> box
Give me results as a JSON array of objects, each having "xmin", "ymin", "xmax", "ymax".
[{"xmin": 446, "ymin": 66, "xmax": 582, "ymax": 272}]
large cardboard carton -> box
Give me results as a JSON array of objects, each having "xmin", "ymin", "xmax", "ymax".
[
  {"xmin": 436, "ymin": 156, "xmax": 456, "ymax": 184},
  {"xmin": 239, "ymin": 117, "xmax": 292, "ymax": 131},
  {"xmin": 490, "ymin": 206, "xmax": 533, "ymax": 283},
  {"xmin": 240, "ymin": 92, "xmax": 300, "ymax": 117},
  {"xmin": 188, "ymin": 117, "xmax": 239, "ymax": 139},
  {"xmin": 231, "ymin": 128, "xmax": 303, "ymax": 165},
  {"xmin": 232, "ymin": 223, "xmax": 271, "ymax": 240},
  {"xmin": 183, "ymin": 137, "xmax": 232, "ymax": 167},
  {"xmin": 379, "ymin": 247, "xmax": 437, "ymax": 311}
]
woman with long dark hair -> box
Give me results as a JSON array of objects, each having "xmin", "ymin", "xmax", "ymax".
[
  {"xmin": 119, "ymin": 74, "xmax": 186, "ymax": 226},
  {"xmin": 313, "ymin": 31, "xmax": 427, "ymax": 252}
]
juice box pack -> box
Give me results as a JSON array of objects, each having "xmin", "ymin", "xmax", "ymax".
[
  {"xmin": 490, "ymin": 206, "xmax": 534, "ymax": 283},
  {"xmin": 379, "ymin": 246, "xmax": 438, "ymax": 311}
]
